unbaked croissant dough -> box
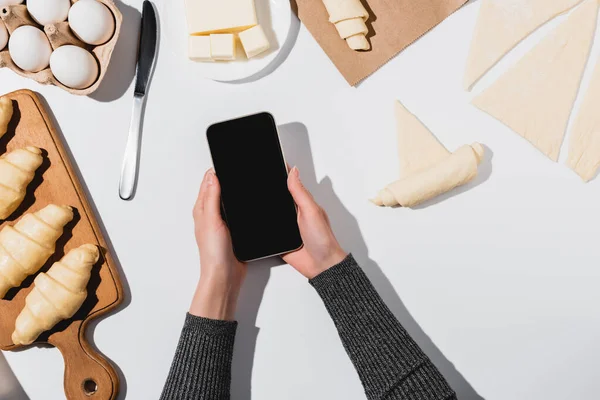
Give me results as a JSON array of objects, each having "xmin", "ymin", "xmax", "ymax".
[
  {"xmin": 12, "ymin": 244, "xmax": 99, "ymax": 345},
  {"xmin": 464, "ymin": 0, "xmax": 584, "ymax": 90},
  {"xmin": 472, "ymin": 0, "xmax": 598, "ymax": 161},
  {"xmin": 567, "ymin": 55, "xmax": 600, "ymax": 181},
  {"xmin": 371, "ymin": 101, "xmax": 485, "ymax": 208},
  {"xmin": 322, "ymin": 0, "xmax": 370, "ymax": 50},
  {"xmin": 0, "ymin": 204, "xmax": 74, "ymax": 298},
  {"xmin": 0, "ymin": 96, "xmax": 13, "ymax": 137},
  {"xmin": 0, "ymin": 147, "xmax": 44, "ymax": 220}
]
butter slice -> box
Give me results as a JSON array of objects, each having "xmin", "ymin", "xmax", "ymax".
[
  {"xmin": 185, "ymin": 0, "xmax": 257, "ymax": 35},
  {"xmin": 239, "ymin": 25, "xmax": 270, "ymax": 59},
  {"xmin": 188, "ymin": 36, "xmax": 212, "ymax": 61},
  {"xmin": 210, "ymin": 34, "xmax": 236, "ymax": 61}
]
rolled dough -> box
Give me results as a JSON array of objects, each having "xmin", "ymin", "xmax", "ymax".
[
  {"xmin": 321, "ymin": 0, "xmax": 370, "ymax": 51},
  {"xmin": 465, "ymin": 0, "xmax": 584, "ymax": 90},
  {"xmin": 472, "ymin": 0, "xmax": 598, "ymax": 162},
  {"xmin": 335, "ymin": 17, "xmax": 368, "ymax": 39},
  {"xmin": 371, "ymin": 102, "xmax": 485, "ymax": 208},
  {"xmin": 567, "ymin": 56, "xmax": 600, "ymax": 181},
  {"xmin": 321, "ymin": 0, "xmax": 368, "ymax": 23},
  {"xmin": 346, "ymin": 34, "xmax": 370, "ymax": 50}
]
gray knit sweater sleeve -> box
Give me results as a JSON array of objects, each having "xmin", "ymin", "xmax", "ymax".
[
  {"xmin": 160, "ymin": 314, "xmax": 237, "ymax": 400},
  {"xmin": 160, "ymin": 255, "xmax": 455, "ymax": 400},
  {"xmin": 310, "ymin": 254, "xmax": 457, "ymax": 400}
]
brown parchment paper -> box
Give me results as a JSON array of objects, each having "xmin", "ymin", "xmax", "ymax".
[{"xmin": 294, "ymin": 0, "xmax": 469, "ymax": 85}]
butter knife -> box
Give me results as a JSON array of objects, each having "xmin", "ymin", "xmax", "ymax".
[{"xmin": 119, "ymin": 0, "xmax": 159, "ymax": 200}]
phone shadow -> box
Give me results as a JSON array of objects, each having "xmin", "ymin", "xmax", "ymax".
[
  {"xmin": 284, "ymin": 122, "xmax": 484, "ymax": 399},
  {"xmin": 231, "ymin": 122, "xmax": 483, "ymax": 399}
]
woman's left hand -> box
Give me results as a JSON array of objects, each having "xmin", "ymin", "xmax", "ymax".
[{"xmin": 190, "ymin": 169, "xmax": 247, "ymax": 321}]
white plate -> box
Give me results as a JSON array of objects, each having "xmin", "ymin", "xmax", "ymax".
[{"xmin": 160, "ymin": 0, "xmax": 292, "ymax": 82}]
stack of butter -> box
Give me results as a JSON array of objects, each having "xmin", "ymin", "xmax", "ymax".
[{"xmin": 185, "ymin": 0, "xmax": 271, "ymax": 61}]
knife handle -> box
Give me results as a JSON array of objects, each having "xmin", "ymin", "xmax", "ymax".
[{"xmin": 119, "ymin": 95, "xmax": 145, "ymax": 200}]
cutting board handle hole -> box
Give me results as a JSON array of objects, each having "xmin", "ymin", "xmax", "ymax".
[{"xmin": 83, "ymin": 379, "xmax": 98, "ymax": 396}]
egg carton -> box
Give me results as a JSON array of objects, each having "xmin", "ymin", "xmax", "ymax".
[{"xmin": 0, "ymin": 0, "xmax": 122, "ymax": 96}]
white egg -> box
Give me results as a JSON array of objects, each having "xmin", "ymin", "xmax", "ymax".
[
  {"xmin": 27, "ymin": 0, "xmax": 71, "ymax": 26},
  {"xmin": 9, "ymin": 26, "xmax": 52, "ymax": 72},
  {"xmin": 68, "ymin": 0, "xmax": 115, "ymax": 45},
  {"xmin": 0, "ymin": 21, "xmax": 7, "ymax": 51},
  {"xmin": 50, "ymin": 45, "xmax": 99, "ymax": 89},
  {"xmin": 0, "ymin": 0, "xmax": 24, "ymax": 6}
]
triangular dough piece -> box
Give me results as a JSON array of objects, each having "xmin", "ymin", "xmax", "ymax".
[
  {"xmin": 395, "ymin": 101, "xmax": 450, "ymax": 179},
  {"xmin": 472, "ymin": 0, "xmax": 598, "ymax": 162},
  {"xmin": 567, "ymin": 56, "xmax": 600, "ymax": 181},
  {"xmin": 465, "ymin": 0, "xmax": 584, "ymax": 90}
]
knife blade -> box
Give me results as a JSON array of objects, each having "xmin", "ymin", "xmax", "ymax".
[{"xmin": 119, "ymin": 0, "xmax": 159, "ymax": 200}]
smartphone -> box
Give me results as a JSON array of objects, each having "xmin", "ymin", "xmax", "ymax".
[{"xmin": 207, "ymin": 112, "xmax": 303, "ymax": 262}]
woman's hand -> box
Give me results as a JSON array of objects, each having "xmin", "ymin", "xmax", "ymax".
[
  {"xmin": 283, "ymin": 167, "xmax": 347, "ymax": 279},
  {"xmin": 190, "ymin": 169, "xmax": 246, "ymax": 321}
]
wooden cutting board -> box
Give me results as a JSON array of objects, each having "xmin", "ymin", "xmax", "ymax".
[{"xmin": 0, "ymin": 89, "xmax": 124, "ymax": 400}]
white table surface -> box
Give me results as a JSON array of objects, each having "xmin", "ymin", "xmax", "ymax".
[{"xmin": 3, "ymin": 1, "xmax": 600, "ymax": 399}]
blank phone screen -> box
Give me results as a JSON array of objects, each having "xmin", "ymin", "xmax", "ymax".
[{"xmin": 207, "ymin": 112, "xmax": 302, "ymax": 262}]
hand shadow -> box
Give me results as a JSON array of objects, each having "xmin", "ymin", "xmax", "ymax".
[
  {"xmin": 232, "ymin": 258, "xmax": 284, "ymax": 400},
  {"xmin": 277, "ymin": 122, "xmax": 485, "ymax": 400},
  {"xmin": 0, "ymin": 351, "xmax": 29, "ymax": 400}
]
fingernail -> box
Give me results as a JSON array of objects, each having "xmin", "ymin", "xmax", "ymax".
[
  {"xmin": 207, "ymin": 171, "xmax": 215, "ymax": 185},
  {"xmin": 291, "ymin": 167, "xmax": 299, "ymax": 177}
]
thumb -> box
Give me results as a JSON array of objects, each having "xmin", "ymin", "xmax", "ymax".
[
  {"xmin": 288, "ymin": 167, "xmax": 318, "ymax": 212},
  {"xmin": 205, "ymin": 170, "xmax": 222, "ymax": 219}
]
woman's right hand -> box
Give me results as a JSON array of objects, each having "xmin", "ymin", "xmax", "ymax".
[{"xmin": 282, "ymin": 167, "xmax": 347, "ymax": 279}]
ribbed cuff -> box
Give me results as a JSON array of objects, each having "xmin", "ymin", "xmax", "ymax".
[
  {"xmin": 184, "ymin": 313, "xmax": 238, "ymax": 336},
  {"xmin": 310, "ymin": 255, "xmax": 455, "ymax": 400},
  {"xmin": 388, "ymin": 362, "xmax": 458, "ymax": 400},
  {"xmin": 309, "ymin": 254, "xmax": 360, "ymax": 289},
  {"xmin": 159, "ymin": 314, "xmax": 237, "ymax": 400}
]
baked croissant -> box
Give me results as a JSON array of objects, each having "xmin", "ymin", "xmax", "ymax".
[
  {"xmin": 0, "ymin": 147, "xmax": 44, "ymax": 219},
  {"xmin": 12, "ymin": 244, "xmax": 99, "ymax": 345},
  {"xmin": 0, "ymin": 96, "xmax": 12, "ymax": 137},
  {"xmin": 0, "ymin": 204, "xmax": 74, "ymax": 298}
]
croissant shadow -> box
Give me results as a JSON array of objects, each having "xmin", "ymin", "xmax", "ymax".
[
  {"xmin": 36, "ymin": 93, "xmax": 132, "ymax": 399},
  {"xmin": 36, "ymin": 247, "xmax": 104, "ymax": 342},
  {"xmin": 2, "ymin": 208, "xmax": 80, "ymax": 303},
  {"xmin": 360, "ymin": 0, "xmax": 376, "ymax": 50},
  {"xmin": 0, "ymin": 99, "xmax": 21, "ymax": 154},
  {"xmin": 3, "ymin": 149, "xmax": 51, "ymax": 225},
  {"xmin": 0, "ymin": 100, "xmax": 51, "ymax": 223}
]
